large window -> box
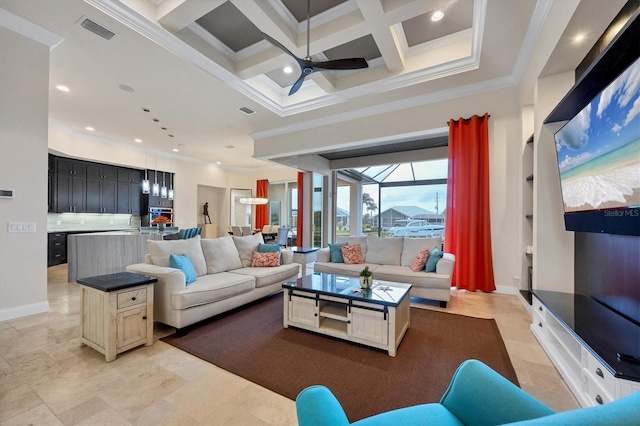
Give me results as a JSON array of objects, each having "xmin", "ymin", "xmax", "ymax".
[{"xmin": 339, "ymin": 158, "xmax": 448, "ymax": 239}]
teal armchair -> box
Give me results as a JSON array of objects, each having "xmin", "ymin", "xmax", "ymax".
[{"xmin": 296, "ymin": 359, "xmax": 640, "ymax": 426}]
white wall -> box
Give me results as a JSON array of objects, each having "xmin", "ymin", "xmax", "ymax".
[
  {"xmin": 533, "ymin": 72, "xmax": 575, "ymax": 293},
  {"xmin": 0, "ymin": 27, "xmax": 50, "ymax": 320}
]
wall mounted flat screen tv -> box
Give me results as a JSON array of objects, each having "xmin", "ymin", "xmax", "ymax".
[{"xmin": 554, "ymin": 57, "xmax": 640, "ymax": 236}]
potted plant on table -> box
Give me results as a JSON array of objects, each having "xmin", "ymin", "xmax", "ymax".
[
  {"xmin": 359, "ymin": 265, "xmax": 373, "ymax": 289},
  {"xmin": 152, "ymin": 216, "xmax": 170, "ymax": 231}
]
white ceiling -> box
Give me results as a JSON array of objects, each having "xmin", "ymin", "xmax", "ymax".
[{"xmin": 0, "ymin": 0, "xmax": 626, "ymax": 169}]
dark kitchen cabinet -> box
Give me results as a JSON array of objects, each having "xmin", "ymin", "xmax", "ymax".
[
  {"xmin": 55, "ymin": 158, "xmax": 86, "ymax": 213},
  {"xmin": 87, "ymin": 164, "xmax": 118, "ymax": 181},
  {"xmin": 117, "ymin": 181, "xmax": 142, "ymax": 214},
  {"xmin": 49, "ymin": 155, "xmax": 147, "ymax": 215},
  {"xmin": 117, "ymin": 168, "xmax": 142, "ymax": 214},
  {"xmin": 86, "ymin": 164, "xmax": 118, "ymax": 213},
  {"xmin": 48, "ymin": 232, "xmax": 67, "ymax": 266},
  {"xmin": 86, "ymin": 178, "xmax": 117, "ymax": 213}
]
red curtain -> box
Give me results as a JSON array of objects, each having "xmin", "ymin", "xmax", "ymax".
[
  {"xmin": 444, "ymin": 113, "xmax": 495, "ymax": 292},
  {"xmin": 296, "ymin": 172, "xmax": 304, "ymax": 247},
  {"xmin": 255, "ymin": 179, "xmax": 268, "ymax": 230}
]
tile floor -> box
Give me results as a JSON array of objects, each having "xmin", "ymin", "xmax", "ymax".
[{"xmin": 0, "ymin": 265, "xmax": 578, "ymax": 425}]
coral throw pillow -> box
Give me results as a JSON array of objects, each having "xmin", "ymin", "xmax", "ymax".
[
  {"xmin": 251, "ymin": 251, "xmax": 281, "ymax": 267},
  {"xmin": 341, "ymin": 244, "xmax": 364, "ymax": 264},
  {"xmin": 410, "ymin": 248, "xmax": 431, "ymax": 272}
]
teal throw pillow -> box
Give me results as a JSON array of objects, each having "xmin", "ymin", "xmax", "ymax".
[
  {"xmin": 169, "ymin": 254, "xmax": 197, "ymax": 284},
  {"xmin": 425, "ymin": 248, "xmax": 443, "ymax": 272},
  {"xmin": 328, "ymin": 243, "xmax": 347, "ymax": 263},
  {"xmin": 258, "ymin": 243, "xmax": 282, "ymax": 253},
  {"xmin": 258, "ymin": 243, "xmax": 282, "ymax": 263}
]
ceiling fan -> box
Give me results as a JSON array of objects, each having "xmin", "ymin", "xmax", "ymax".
[{"xmin": 261, "ymin": 0, "xmax": 369, "ymax": 96}]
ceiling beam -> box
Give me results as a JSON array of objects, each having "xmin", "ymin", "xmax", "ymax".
[
  {"xmin": 356, "ymin": 0, "xmax": 405, "ymax": 73},
  {"xmin": 156, "ymin": 0, "xmax": 225, "ymax": 32}
]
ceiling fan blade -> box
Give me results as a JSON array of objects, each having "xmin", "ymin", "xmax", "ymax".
[
  {"xmin": 288, "ymin": 72, "xmax": 308, "ymax": 96},
  {"xmin": 312, "ymin": 58, "xmax": 369, "ymax": 71},
  {"xmin": 261, "ymin": 32, "xmax": 306, "ymax": 66}
]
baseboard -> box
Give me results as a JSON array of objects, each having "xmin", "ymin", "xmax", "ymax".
[
  {"xmin": 0, "ymin": 301, "xmax": 49, "ymax": 321},
  {"xmin": 494, "ymin": 284, "xmax": 518, "ymax": 295}
]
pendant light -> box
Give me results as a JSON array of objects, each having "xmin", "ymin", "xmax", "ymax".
[
  {"xmin": 142, "ymin": 135, "xmax": 150, "ymax": 193},
  {"xmin": 168, "ymin": 172, "xmax": 174, "ymax": 200},
  {"xmin": 152, "ymin": 168, "xmax": 159, "ymax": 196},
  {"xmin": 239, "ymin": 197, "xmax": 268, "ymax": 205},
  {"xmin": 161, "ymin": 171, "xmax": 168, "ymax": 198},
  {"xmin": 142, "ymin": 169, "xmax": 150, "ymax": 194}
]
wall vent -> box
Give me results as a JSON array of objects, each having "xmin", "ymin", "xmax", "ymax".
[
  {"xmin": 238, "ymin": 106, "xmax": 255, "ymax": 115},
  {"xmin": 80, "ymin": 18, "xmax": 115, "ymax": 40}
]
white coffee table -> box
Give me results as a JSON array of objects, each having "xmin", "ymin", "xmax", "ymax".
[{"xmin": 282, "ymin": 273, "xmax": 411, "ymax": 356}]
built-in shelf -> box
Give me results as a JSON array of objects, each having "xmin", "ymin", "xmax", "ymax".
[
  {"xmin": 526, "ymin": 214, "xmax": 533, "ymax": 219},
  {"xmin": 526, "ymin": 135, "xmax": 534, "ymax": 145}
]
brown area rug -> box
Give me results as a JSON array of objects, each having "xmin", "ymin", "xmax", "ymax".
[{"xmin": 161, "ymin": 294, "xmax": 518, "ymax": 422}]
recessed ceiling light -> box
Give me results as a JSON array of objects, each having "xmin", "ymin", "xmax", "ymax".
[
  {"xmin": 172, "ymin": 148, "xmax": 179, "ymax": 152},
  {"xmin": 85, "ymin": 126, "xmax": 95, "ymax": 131},
  {"xmin": 431, "ymin": 10, "xmax": 444, "ymax": 22},
  {"xmin": 56, "ymin": 85, "xmax": 70, "ymax": 92},
  {"xmin": 216, "ymin": 161, "xmax": 221, "ymax": 165},
  {"xmin": 134, "ymin": 138, "xmax": 142, "ymax": 143},
  {"xmin": 574, "ymin": 34, "xmax": 585, "ymax": 42},
  {"xmin": 283, "ymin": 66, "xmax": 293, "ymax": 74}
]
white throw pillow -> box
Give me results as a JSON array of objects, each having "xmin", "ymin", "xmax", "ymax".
[
  {"xmin": 365, "ymin": 235, "xmax": 403, "ymax": 266},
  {"xmin": 401, "ymin": 238, "xmax": 440, "ymax": 266},
  {"xmin": 201, "ymin": 236, "xmax": 243, "ymax": 273},
  {"xmin": 233, "ymin": 233, "xmax": 265, "ymax": 267},
  {"xmin": 147, "ymin": 235, "xmax": 208, "ymax": 277}
]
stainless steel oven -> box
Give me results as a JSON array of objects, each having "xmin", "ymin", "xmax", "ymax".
[{"xmin": 146, "ymin": 207, "xmax": 173, "ymax": 226}]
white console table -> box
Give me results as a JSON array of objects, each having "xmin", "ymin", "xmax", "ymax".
[{"xmin": 531, "ymin": 291, "xmax": 640, "ymax": 407}]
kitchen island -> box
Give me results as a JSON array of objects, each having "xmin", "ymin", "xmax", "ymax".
[{"xmin": 67, "ymin": 230, "xmax": 177, "ymax": 282}]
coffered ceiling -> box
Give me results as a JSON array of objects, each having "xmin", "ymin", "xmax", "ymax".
[{"xmin": 0, "ymin": 0, "xmax": 628, "ymax": 169}]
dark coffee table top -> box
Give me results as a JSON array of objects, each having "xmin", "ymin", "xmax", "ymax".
[
  {"xmin": 77, "ymin": 272, "xmax": 157, "ymax": 292},
  {"xmin": 283, "ymin": 272, "xmax": 410, "ymax": 307}
]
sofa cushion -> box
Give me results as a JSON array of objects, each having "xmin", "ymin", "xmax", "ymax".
[
  {"xmin": 401, "ymin": 238, "xmax": 441, "ymax": 267},
  {"xmin": 365, "ymin": 236, "xmax": 402, "ymax": 266},
  {"xmin": 374, "ymin": 265, "xmax": 451, "ymax": 289},
  {"xmin": 314, "ymin": 262, "xmax": 382, "ymax": 277},
  {"xmin": 410, "ymin": 249, "xmax": 431, "ymax": 272},
  {"xmin": 233, "ymin": 233, "xmax": 265, "ymax": 267},
  {"xmin": 170, "ymin": 272, "xmax": 255, "ymax": 310},
  {"xmin": 341, "ymin": 244, "xmax": 364, "ymax": 264},
  {"xmin": 147, "ymin": 235, "xmax": 208, "ymax": 277},
  {"xmin": 201, "ymin": 236, "xmax": 243, "ymax": 273},
  {"xmin": 426, "ymin": 248, "xmax": 444, "ymax": 272},
  {"xmin": 169, "ymin": 254, "xmax": 197, "ymax": 284},
  {"xmin": 328, "ymin": 243, "xmax": 346, "ymax": 263},
  {"xmin": 252, "ymin": 251, "xmax": 280, "ymax": 267},
  {"xmin": 230, "ymin": 263, "xmax": 300, "ymax": 288},
  {"xmin": 336, "ymin": 236, "xmax": 368, "ymax": 259}
]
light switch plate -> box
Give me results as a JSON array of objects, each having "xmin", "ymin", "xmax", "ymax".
[{"xmin": 8, "ymin": 222, "xmax": 36, "ymax": 232}]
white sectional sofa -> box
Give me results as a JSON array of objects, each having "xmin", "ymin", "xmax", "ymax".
[
  {"xmin": 314, "ymin": 236, "xmax": 455, "ymax": 307},
  {"xmin": 125, "ymin": 234, "xmax": 299, "ymax": 331}
]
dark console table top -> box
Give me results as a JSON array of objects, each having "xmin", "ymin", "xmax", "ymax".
[
  {"xmin": 77, "ymin": 272, "xmax": 157, "ymax": 292},
  {"xmin": 533, "ymin": 290, "xmax": 640, "ymax": 382}
]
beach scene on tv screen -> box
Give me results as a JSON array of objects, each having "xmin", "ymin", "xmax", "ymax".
[{"xmin": 555, "ymin": 57, "xmax": 640, "ymax": 213}]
